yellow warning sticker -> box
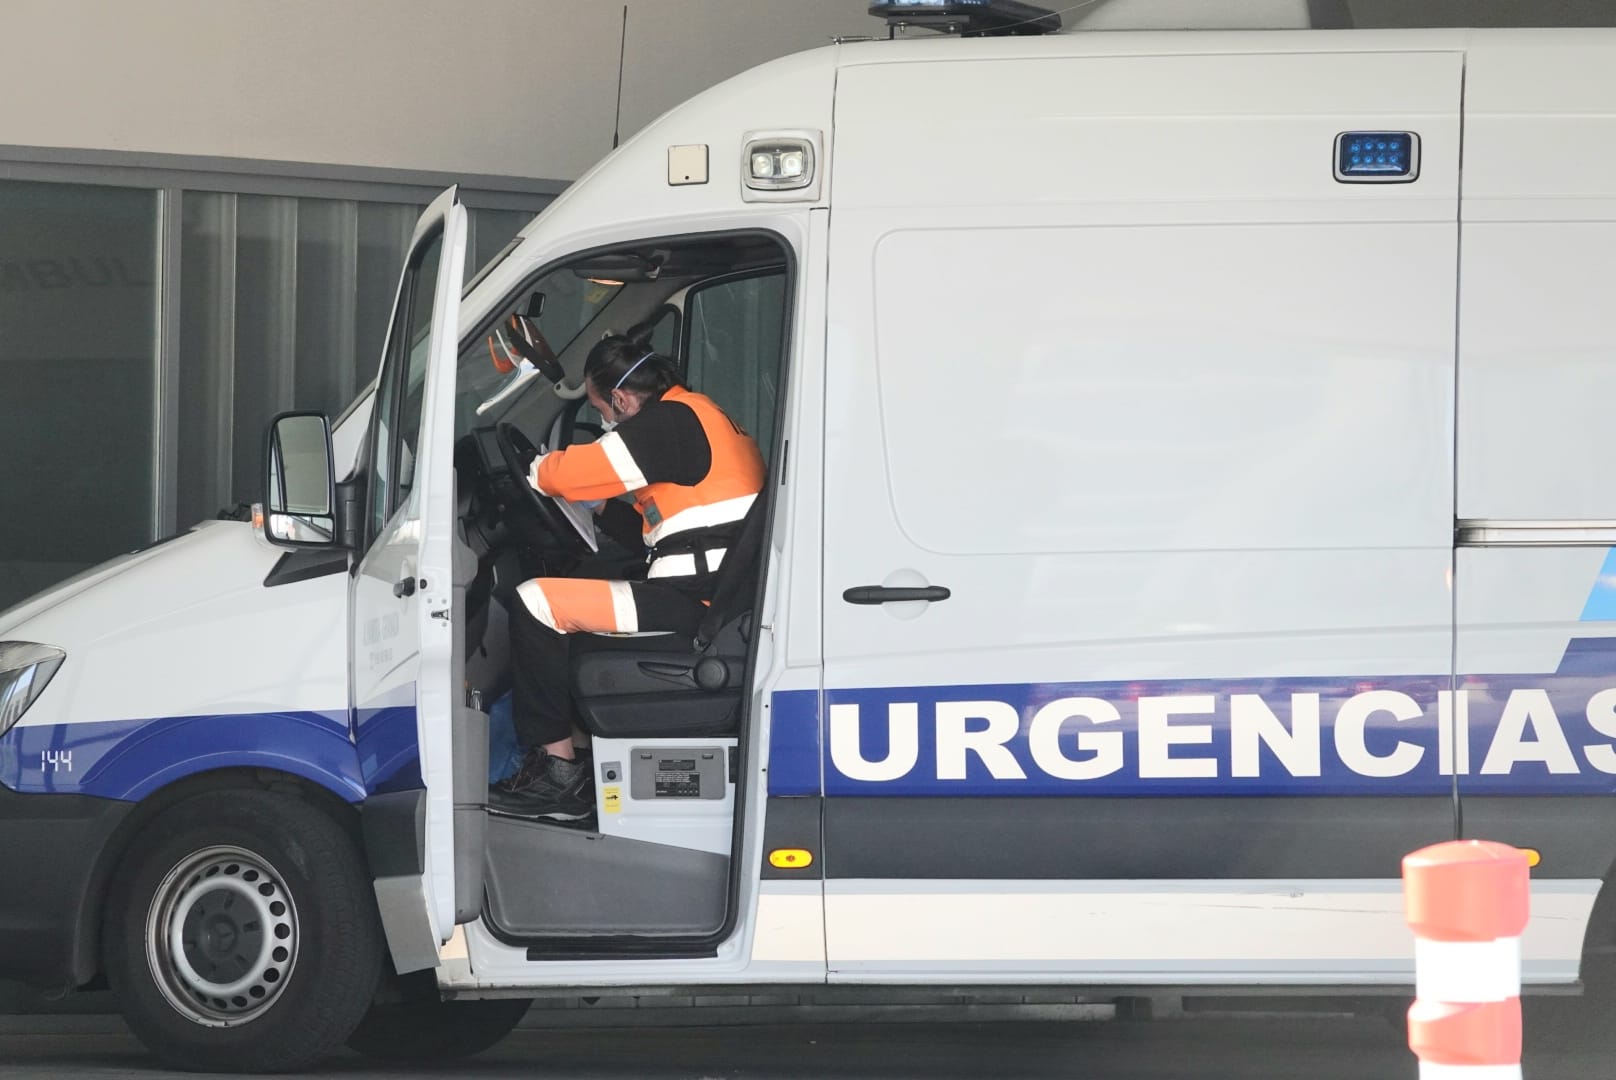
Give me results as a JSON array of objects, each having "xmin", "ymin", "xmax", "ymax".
[{"xmin": 603, "ymin": 786, "xmax": 622, "ymax": 814}]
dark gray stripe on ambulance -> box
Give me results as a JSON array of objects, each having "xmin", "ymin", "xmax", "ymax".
[
  {"xmin": 761, "ymin": 797, "xmax": 822, "ymax": 880},
  {"xmin": 822, "ymin": 796, "xmax": 1616, "ymax": 880},
  {"xmin": 824, "ymin": 796, "xmax": 1458, "ymax": 880}
]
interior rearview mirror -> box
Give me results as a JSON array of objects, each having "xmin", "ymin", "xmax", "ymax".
[
  {"xmin": 503, "ymin": 314, "xmax": 566, "ymax": 384},
  {"xmin": 263, "ymin": 412, "xmax": 338, "ymax": 548}
]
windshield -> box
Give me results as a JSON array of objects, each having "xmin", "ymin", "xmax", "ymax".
[
  {"xmin": 456, "ymin": 269, "xmax": 620, "ymax": 433},
  {"xmin": 464, "ymin": 235, "xmax": 522, "ymax": 296}
]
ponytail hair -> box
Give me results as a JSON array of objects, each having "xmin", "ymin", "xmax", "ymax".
[{"xmin": 583, "ymin": 334, "xmax": 679, "ymax": 400}]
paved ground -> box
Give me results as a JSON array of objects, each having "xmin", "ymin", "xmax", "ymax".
[{"xmin": 1, "ymin": 1000, "xmax": 1611, "ymax": 1080}]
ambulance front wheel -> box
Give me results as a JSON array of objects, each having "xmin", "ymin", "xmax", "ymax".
[{"xmin": 103, "ymin": 788, "xmax": 385, "ymax": 1073}]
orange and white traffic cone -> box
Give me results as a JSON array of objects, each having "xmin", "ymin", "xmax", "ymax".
[{"xmin": 1402, "ymin": 840, "xmax": 1531, "ymax": 1079}]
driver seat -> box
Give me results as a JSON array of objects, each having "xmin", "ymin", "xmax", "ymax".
[{"xmin": 568, "ymin": 490, "xmax": 767, "ymax": 738}]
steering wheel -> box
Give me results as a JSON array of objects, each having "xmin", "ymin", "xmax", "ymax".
[{"xmin": 494, "ymin": 422, "xmax": 592, "ymax": 555}]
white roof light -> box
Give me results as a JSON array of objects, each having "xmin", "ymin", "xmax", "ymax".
[{"xmin": 744, "ymin": 139, "xmax": 814, "ymax": 192}]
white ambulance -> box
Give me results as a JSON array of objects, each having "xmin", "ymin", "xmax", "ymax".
[{"xmin": 4, "ymin": 11, "xmax": 1616, "ymax": 1072}]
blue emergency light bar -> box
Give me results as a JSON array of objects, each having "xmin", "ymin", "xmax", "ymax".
[
  {"xmin": 1335, "ymin": 131, "xmax": 1420, "ymax": 183},
  {"xmin": 868, "ymin": 0, "xmax": 1063, "ymax": 36}
]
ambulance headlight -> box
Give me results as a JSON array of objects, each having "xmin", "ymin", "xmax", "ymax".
[
  {"xmin": 0, "ymin": 642, "xmax": 66, "ymax": 736},
  {"xmin": 744, "ymin": 139, "xmax": 814, "ymax": 191}
]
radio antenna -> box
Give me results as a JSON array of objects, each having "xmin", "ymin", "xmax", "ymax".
[{"xmin": 611, "ymin": 5, "xmax": 628, "ymax": 149}]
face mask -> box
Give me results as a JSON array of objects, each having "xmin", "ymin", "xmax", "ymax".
[{"xmin": 598, "ymin": 395, "xmax": 620, "ymax": 433}]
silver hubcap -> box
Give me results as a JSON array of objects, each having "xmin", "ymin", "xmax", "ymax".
[{"xmin": 145, "ymin": 845, "xmax": 300, "ymax": 1027}]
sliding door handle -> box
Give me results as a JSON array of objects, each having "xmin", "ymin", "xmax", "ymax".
[{"xmin": 843, "ymin": 585, "xmax": 951, "ymax": 605}]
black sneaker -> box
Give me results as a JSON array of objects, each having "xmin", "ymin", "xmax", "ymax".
[
  {"xmin": 488, "ymin": 754, "xmax": 594, "ymax": 822},
  {"xmin": 491, "ymin": 747, "xmax": 547, "ymax": 798}
]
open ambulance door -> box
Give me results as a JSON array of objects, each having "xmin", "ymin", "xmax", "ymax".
[{"xmin": 350, "ymin": 187, "xmax": 468, "ymax": 972}]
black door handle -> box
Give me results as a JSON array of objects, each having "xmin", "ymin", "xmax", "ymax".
[
  {"xmin": 393, "ymin": 576, "xmax": 417, "ymax": 598},
  {"xmin": 843, "ymin": 585, "xmax": 951, "ymax": 605}
]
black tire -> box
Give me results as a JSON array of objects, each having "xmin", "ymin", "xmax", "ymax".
[
  {"xmin": 346, "ymin": 996, "xmax": 531, "ymax": 1063},
  {"xmin": 103, "ymin": 788, "xmax": 385, "ymax": 1073}
]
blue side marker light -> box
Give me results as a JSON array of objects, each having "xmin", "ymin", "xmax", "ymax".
[{"xmin": 1336, "ymin": 131, "xmax": 1419, "ymax": 183}]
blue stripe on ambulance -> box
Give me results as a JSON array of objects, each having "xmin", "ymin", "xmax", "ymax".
[
  {"xmin": 0, "ymin": 701, "xmax": 424, "ymax": 802},
  {"xmin": 353, "ymin": 703, "xmax": 425, "ymax": 793},
  {"xmin": 768, "ymin": 690, "xmax": 821, "ymax": 796},
  {"xmin": 772, "ymin": 638, "xmax": 1616, "ymax": 799},
  {"xmin": 0, "ymin": 710, "xmax": 365, "ymax": 801}
]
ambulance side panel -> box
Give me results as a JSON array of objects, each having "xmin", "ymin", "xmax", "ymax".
[
  {"xmin": 1454, "ymin": 37, "xmax": 1616, "ymax": 976},
  {"xmin": 817, "ymin": 49, "xmax": 1464, "ymax": 983}
]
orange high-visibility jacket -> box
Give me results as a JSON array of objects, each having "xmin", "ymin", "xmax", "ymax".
[{"xmin": 530, "ymin": 386, "xmax": 764, "ymax": 581}]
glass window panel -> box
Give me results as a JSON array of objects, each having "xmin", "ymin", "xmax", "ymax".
[
  {"xmin": 0, "ymin": 178, "xmax": 551, "ymax": 611},
  {"xmin": 354, "ymin": 202, "xmax": 424, "ymax": 414},
  {"xmin": 685, "ymin": 272, "xmax": 786, "ymax": 457},
  {"xmin": 466, "ymin": 206, "xmax": 537, "ymax": 281},
  {"xmin": 294, "ymin": 199, "xmax": 359, "ymax": 419},
  {"xmin": 394, "ymin": 239, "xmax": 441, "ymax": 510},
  {"xmin": 177, "ymin": 191, "xmax": 237, "ymax": 529},
  {"xmin": 369, "ymin": 230, "xmax": 442, "ymax": 538},
  {"xmin": 230, "ymin": 195, "xmax": 299, "ymax": 509},
  {"xmin": 0, "ymin": 180, "xmax": 158, "ymax": 609},
  {"xmin": 178, "ymin": 195, "xmax": 425, "ymax": 527}
]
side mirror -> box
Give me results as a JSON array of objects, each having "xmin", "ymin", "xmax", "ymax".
[{"xmin": 263, "ymin": 412, "xmax": 338, "ymax": 548}]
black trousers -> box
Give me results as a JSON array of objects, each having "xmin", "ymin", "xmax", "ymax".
[{"xmin": 508, "ymin": 580, "xmax": 709, "ymax": 748}]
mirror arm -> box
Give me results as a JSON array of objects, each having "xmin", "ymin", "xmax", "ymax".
[
  {"xmin": 335, "ymin": 474, "xmax": 363, "ymax": 551},
  {"xmin": 270, "ymin": 427, "xmax": 288, "ymax": 512}
]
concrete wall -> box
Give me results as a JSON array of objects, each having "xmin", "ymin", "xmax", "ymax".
[{"xmin": 0, "ymin": 0, "xmax": 871, "ymax": 183}]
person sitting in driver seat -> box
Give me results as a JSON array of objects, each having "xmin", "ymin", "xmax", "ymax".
[{"xmin": 490, "ymin": 335, "xmax": 766, "ymax": 820}]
